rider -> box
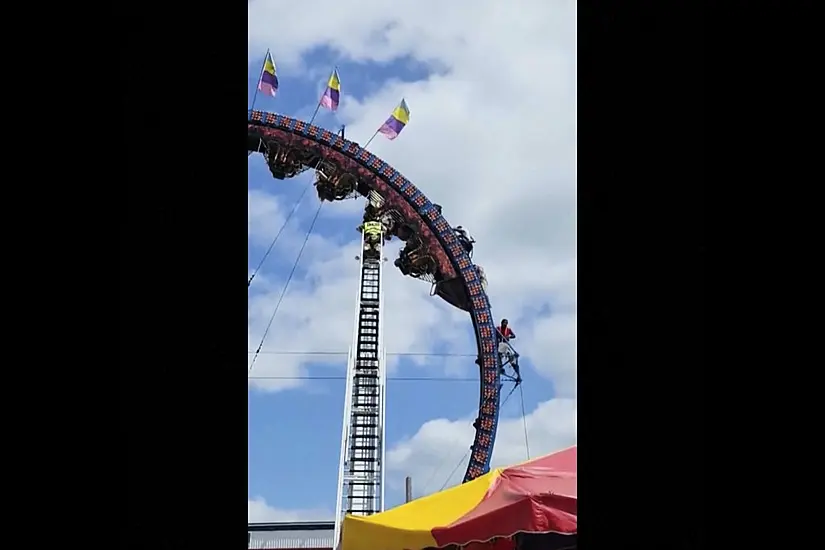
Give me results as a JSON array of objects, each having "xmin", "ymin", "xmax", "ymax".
[
  {"xmin": 475, "ymin": 265, "xmax": 488, "ymax": 292},
  {"xmin": 496, "ymin": 318, "xmax": 521, "ymax": 380},
  {"xmin": 454, "ymin": 226, "xmax": 475, "ymax": 255},
  {"xmin": 363, "ymin": 203, "xmax": 379, "ymax": 224}
]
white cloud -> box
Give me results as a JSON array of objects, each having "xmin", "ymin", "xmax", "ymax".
[
  {"xmin": 247, "ymin": 202, "xmax": 474, "ymax": 391},
  {"xmin": 386, "ymin": 397, "xmax": 577, "ymax": 498},
  {"xmin": 248, "ymin": 0, "xmax": 576, "ymax": 513},
  {"xmin": 248, "ymin": 496, "xmax": 332, "ymax": 522}
]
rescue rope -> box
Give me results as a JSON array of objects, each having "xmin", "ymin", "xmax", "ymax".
[{"xmin": 248, "ymin": 202, "xmax": 324, "ymax": 372}]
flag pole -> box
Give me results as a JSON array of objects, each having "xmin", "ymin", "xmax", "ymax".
[
  {"xmin": 308, "ymin": 101, "xmax": 322, "ymax": 126},
  {"xmin": 363, "ymin": 129, "xmax": 381, "ymax": 149},
  {"xmin": 309, "ymin": 66, "xmax": 337, "ymax": 126},
  {"xmin": 364, "ymin": 99, "xmax": 403, "ymax": 149},
  {"xmin": 250, "ymin": 48, "xmax": 270, "ymax": 112}
]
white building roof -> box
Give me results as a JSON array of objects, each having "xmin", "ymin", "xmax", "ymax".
[{"xmin": 248, "ymin": 521, "xmax": 335, "ymax": 550}]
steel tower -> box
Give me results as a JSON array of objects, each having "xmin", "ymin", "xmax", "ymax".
[{"xmin": 334, "ymin": 198, "xmax": 388, "ymax": 545}]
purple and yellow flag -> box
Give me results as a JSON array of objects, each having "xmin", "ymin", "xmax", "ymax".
[
  {"xmin": 258, "ymin": 52, "xmax": 279, "ymax": 97},
  {"xmin": 377, "ymin": 99, "xmax": 410, "ymax": 141},
  {"xmin": 319, "ymin": 69, "xmax": 341, "ymax": 111}
]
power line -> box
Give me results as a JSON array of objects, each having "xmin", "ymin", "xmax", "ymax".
[
  {"xmin": 248, "ymin": 375, "xmax": 479, "ymax": 382},
  {"xmin": 248, "ymin": 203, "xmax": 324, "ymax": 372},
  {"xmin": 246, "ymin": 351, "xmax": 477, "ymax": 357},
  {"xmin": 248, "ymin": 180, "xmax": 312, "ymax": 288}
]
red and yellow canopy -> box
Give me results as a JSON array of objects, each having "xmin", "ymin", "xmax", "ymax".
[{"xmin": 341, "ymin": 445, "xmax": 577, "ymax": 550}]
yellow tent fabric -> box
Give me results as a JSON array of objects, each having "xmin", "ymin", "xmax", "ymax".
[{"xmin": 341, "ymin": 468, "xmax": 502, "ymax": 550}]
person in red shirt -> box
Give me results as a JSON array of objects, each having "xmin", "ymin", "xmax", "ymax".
[
  {"xmin": 496, "ymin": 319, "xmax": 521, "ymax": 380},
  {"xmin": 497, "ymin": 318, "xmax": 515, "ymax": 340}
]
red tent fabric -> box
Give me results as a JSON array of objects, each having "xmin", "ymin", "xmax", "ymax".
[{"xmin": 432, "ymin": 446, "xmax": 577, "ymax": 548}]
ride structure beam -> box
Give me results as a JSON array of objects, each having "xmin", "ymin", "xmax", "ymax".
[{"xmin": 334, "ymin": 216, "xmax": 387, "ymax": 545}]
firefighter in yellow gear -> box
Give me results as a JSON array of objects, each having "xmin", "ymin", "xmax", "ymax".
[
  {"xmin": 362, "ymin": 220, "xmax": 384, "ymax": 257},
  {"xmin": 363, "ymin": 221, "xmax": 383, "ymax": 241}
]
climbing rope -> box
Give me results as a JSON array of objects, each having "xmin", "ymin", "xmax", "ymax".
[{"xmin": 248, "ymin": 202, "xmax": 324, "ymax": 372}]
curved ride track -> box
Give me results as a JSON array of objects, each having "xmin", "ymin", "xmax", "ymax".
[{"xmin": 247, "ymin": 109, "xmax": 502, "ymax": 482}]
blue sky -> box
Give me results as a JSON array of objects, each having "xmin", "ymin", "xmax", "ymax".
[{"xmin": 247, "ymin": 1, "xmax": 576, "ymax": 523}]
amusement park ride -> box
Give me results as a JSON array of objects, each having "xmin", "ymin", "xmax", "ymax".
[{"xmin": 247, "ymin": 69, "xmax": 522, "ymax": 545}]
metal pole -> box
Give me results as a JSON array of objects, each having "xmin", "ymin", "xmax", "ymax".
[
  {"xmin": 250, "ymin": 48, "xmax": 269, "ymax": 112},
  {"xmin": 362, "ymin": 128, "xmax": 380, "ymax": 149},
  {"xmin": 405, "ymin": 476, "xmax": 413, "ymax": 503}
]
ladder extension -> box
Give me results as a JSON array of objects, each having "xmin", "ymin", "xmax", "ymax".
[{"xmin": 334, "ymin": 226, "xmax": 387, "ymax": 545}]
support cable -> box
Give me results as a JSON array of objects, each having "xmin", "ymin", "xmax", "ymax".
[
  {"xmin": 518, "ymin": 383, "xmax": 531, "ymax": 460},
  {"xmin": 248, "ymin": 181, "xmax": 312, "ymax": 288},
  {"xmin": 421, "ymin": 381, "xmax": 522, "ymax": 495},
  {"xmin": 248, "ymin": 203, "xmax": 323, "ymax": 371}
]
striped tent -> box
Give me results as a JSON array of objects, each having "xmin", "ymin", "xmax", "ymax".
[{"xmin": 341, "ymin": 445, "xmax": 577, "ymax": 550}]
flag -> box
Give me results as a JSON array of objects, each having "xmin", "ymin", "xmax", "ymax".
[
  {"xmin": 258, "ymin": 52, "xmax": 279, "ymax": 97},
  {"xmin": 377, "ymin": 99, "xmax": 410, "ymax": 140},
  {"xmin": 319, "ymin": 69, "xmax": 341, "ymax": 111}
]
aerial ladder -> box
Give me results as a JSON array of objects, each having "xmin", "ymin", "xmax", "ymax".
[{"xmin": 334, "ymin": 194, "xmax": 388, "ymax": 546}]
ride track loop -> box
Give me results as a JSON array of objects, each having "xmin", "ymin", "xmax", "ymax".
[{"xmin": 248, "ymin": 109, "xmax": 502, "ymax": 483}]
